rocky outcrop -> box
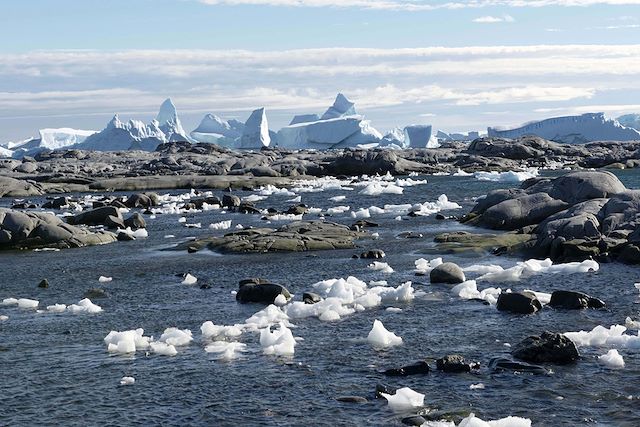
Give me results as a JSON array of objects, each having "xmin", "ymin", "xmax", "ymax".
[
  {"xmin": 235, "ymin": 279, "xmax": 291, "ymax": 304},
  {"xmin": 512, "ymin": 331, "xmax": 580, "ymax": 364},
  {"xmin": 172, "ymin": 220, "xmax": 365, "ymax": 254},
  {"xmin": 0, "ymin": 208, "xmax": 116, "ymax": 250},
  {"xmin": 496, "ymin": 291, "xmax": 543, "ymax": 314}
]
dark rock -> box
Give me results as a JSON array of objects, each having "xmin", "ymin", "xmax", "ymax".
[
  {"xmin": 512, "ymin": 331, "xmax": 579, "ymax": 364},
  {"xmin": 42, "ymin": 197, "xmax": 68, "ymax": 209},
  {"xmin": 124, "ymin": 213, "xmax": 146, "ymax": 229},
  {"xmin": 124, "ymin": 193, "xmax": 156, "ymax": 208},
  {"xmin": 397, "ymin": 231, "xmax": 423, "ymax": 239},
  {"xmin": 302, "ymin": 292, "xmax": 322, "ymax": 304},
  {"xmin": 222, "ymin": 194, "xmax": 241, "ymax": 208},
  {"xmin": 38, "ymin": 279, "xmax": 49, "ymax": 289},
  {"xmin": 402, "ymin": 416, "xmax": 427, "ymax": 426},
  {"xmin": 435, "ymin": 213, "xmax": 446, "ymax": 220},
  {"xmin": 84, "ymin": 288, "xmax": 108, "ymax": 299},
  {"xmin": 200, "ymin": 283, "xmax": 212, "ymax": 289},
  {"xmin": 488, "ymin": 357, "xmax": 549, "ymax": 374},
  {"xmin": 375, "ymin": 383, "xmax": 393, "ymax": 398},
  {"xmin": 236, "ymin": 282, "xmax": 291, "ymax": 304},
  {"xmin": 436, "ymin": 354, "xmax": 479, "ymax": 373},
  {"xmin": 335, "ymin": 396, "xmax": 367, "ymax": 404},
  {"xmin": 430, "ymin": 262, "xmax": 465, "ymax": 284},
  {"xmin": 496, "ymin": 291, "xmax": 542, "ymax": 314},
  {"xmin": 104, "ymin": 215, "xmax": 125, "ymax": 230},
  {"xmin": 286, "ymin": 204, "xmax": 308, "ymax": 215},
  {"xmin": 360, "ymin": 249, "xmax": 385, "ymax": 259},
  {"xmin": 384, "ymin": 360, "xmax": 430, "ymax": 376},
  {"xmin": 69, "ymin": 206, "xmax": 122, "ymax": 226},
  {"xmin": 117, "ymin": 232, "xmax": 135, "ymax": 241},
  {"xmin": 549, "ymin": 290, "xmax": 605, "ymax": 309},
  {"xmin": 352, "ymin": 220, "xmax": 379, "ymax": 228}
]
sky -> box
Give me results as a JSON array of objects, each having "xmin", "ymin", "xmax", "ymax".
[{"xmin": 1, "ymin": 0, "xmax": 640, "ymax": 141}]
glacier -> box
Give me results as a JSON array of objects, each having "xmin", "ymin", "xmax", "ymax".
[
  {"xmin": 488, "ymin": 113, "xmax": 640, "ymax": 144},
  {"xmin": 239, "ymin": 107, "xmax": 271, "ymax": 149}
]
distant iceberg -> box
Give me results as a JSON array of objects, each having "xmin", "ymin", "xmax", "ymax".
[
  {"xmin": 320, "ymin": 93, "xmax": 356, "ymax": 120},
  {"xmin": 239, "ymin": 107, "xmax": 271, "ymax": 149},
  {"xmin": 488, "ymin": 112, "xmax": 640, "ymax": 144},
  {"xmin": 617, "ymin": 113, "xmax": 640, "ymax": 131},
  {"xmin": 190, "ymin": 113, "xmax": 244, "ymax": 147},
  {"xmin": 156, "ymin": 98, "xmax": 192, "ymax": 142},
  {"xmin": 4, "ymin": 128, "xmax": 96, "ymax": 158}
]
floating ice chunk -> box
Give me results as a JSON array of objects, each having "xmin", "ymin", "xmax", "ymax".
[
  {"xmin": 409, "ymin": 195, "xmax": 462, "ymax": 216},
  {"xmin": 274, "ymin": 294, "xmax": 288, "ymax": 306},
  {"xmin": 359, "ymin": 182, "xmax": 403, "ymax": 196},
  {"xmin": 451, "ymin": 280, "xmax": 502, "ymax": 306},
  {"xmin": 158, "ymin": 327, "xmax": 193, "ymax": 346},
  {"xmin": 415, "ymin": 257, "xmax": 443, "ymax": 274},
  {"xmin": 258, "ymin": 185, "xmax": 295, "ymax": 196},
  {"xmin": 351, "ymin": 208, "xmax": 371, "ymax": 219},
  {"xmin": 625, "ymin": 317, "xmax": 640, "ymax": 330},
  {"xmin": 209, "ymin": 220, "xmax": 232, "ymax": 230},
  {"xmin": 326, "ymin": 205, "xmax": 350, "ymax": 215},
  {"xmin": 524, "ymin": 289, "xmax": 551, "ymax": 305},
  {"xmin": 634, "ymin": 283, "xmax": 640, "ymax": 292},
  {"xmin": 386, "ymin": 307, "xmax": 403, "ymax": 313},
  {"xmin": 184, "ymin": 222, "xmax": 201, "ymax": 228},
  {"xmin": 200, "ymin": 321, "xmax": 243, "ymax": 339},
  {"xmin": 245, "ymin": 304, "xmax": 290, "ymax": 329},
  {"xmin": 453, "ymin": 168, "xmax": 473, "ymax": 177},
  {"xmin": 243, "ymin": 194, "xmax": 267, "ymax": 203},
  {"xmin": 182, "ymin": 273, "xmax": 197, "ymax": 285},
  {"xmin": 463, "ymin": 264, "xmax": 504, "ymax": 275},
  {"xmin": 164, "ymin": 234, "xmax": 175, "ymax": 238},
  {"xmin": 104, "ymin": 329, "xmax": 151, "ymax": 354},
  {"xmin": 367, "ymin": 319, "xmax": 402, "ymax": 350},
  {"xmin": 474, "ymin": 168, "xmax": 539, "ymax": 183},
  {"xmin": 98, "ymin": 276, "xmax": 112, "ymax": 283},
  {"xmin": 120, "ymin": 376, "xmax": 135, "ymax": 385},
  {"xmin": 477, "ymin": 258, "xmax": 598, "ymax": 282},
  {"xmin": 368, "ymin": 262, "xmax": 394, "ymax": 274},
  {"xmin": 456, "ymin": 413, "xmax": 532, "ymax": 427},
  {"xmin": 68, "ymin": 298, "xmax": 102, "ymax": 313},
  {"xmin": 380, "ymin": 387, "xmax": 424, "ymax": 412},
  {"xmin": 564, "ymin": 324, "xmax": 640, "ymax": 348},
  {"xmin": 17, "ymin": 298, "xmax": 39, "ymax": 309},
  {"xmin": 116, "ymin": 227, "xmax": 148, "ymax": 238},
  {"xmin": 2, "ymin": 298, "xmax": 18, "ymax": 306},
  {"xmin": 287, "ymin": 196, "xmax": 302, "ymax": 203},
  {"xmin": 329, "ymin": 195, "xmax": 346, "ymax": 202},
  {"xmin": 469, "ymin": 383, "xmax": 485, "ymax": 390},
  {"xmin": 260, "ymin": 323, "xmax": 297, "ymax": 356},
  {"xmin": 599, "ymin": 349, "xmax": 625, "ymax": 369},
  {"xmin": 266, "ymin": 213, "xmax": 303, "ymax": 221},
  {"xmin": 0, "ymin": 315, "xmax": 8, "ymax": 321},
  {"xmin": 204, "ymin": 341, "xmax": 247, "ymax": 360},
  {"xmin": 178, "ymin": 217, "xmax": 187, "ymax": 223},
  {"xmin": 47, "ymin": 304, "xmax": 67, "ymax": 313},
  {"xmin": 150, "ymin": 341, "xmax": 178, "ymax": 356}
]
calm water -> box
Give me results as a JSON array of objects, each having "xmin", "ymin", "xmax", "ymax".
[{"xmin": 1, "ymin": 170, "xmax": 639, "ymax": 426}]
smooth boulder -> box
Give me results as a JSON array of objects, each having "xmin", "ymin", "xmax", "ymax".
[
  {"xmin": 430, "ymin": 262, "xmax": 465, "ymax": 284},
  {"xmin": 236, "ymin": 281, "xmax": 291, "ymax": 304},
  {"xmin": 512, "ymin": 331, "xmax": 579, "ymax": 364},
  {"xmin": 496, "ymin": 291, "xmax": 543, "ymax": 314},
  {"xmin": 548, "ymin": 290, "xmax": 605, "ymax": 309}
]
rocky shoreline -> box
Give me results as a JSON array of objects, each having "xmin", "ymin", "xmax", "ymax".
[{"xmin": 2, "ymin": 136, "xmax": 640, "ymax": 197}]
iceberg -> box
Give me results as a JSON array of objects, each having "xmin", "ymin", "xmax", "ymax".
[
  {"xmin": 6, "ymin": 128, "xmax": 96, "ymax": 158},
  {"xmin": 190, "ymin": 113, "xmax": 244, "ymax": 146},
  {"xmin": 488, "ymin": 113, "xmax": 640, "ymax": 143},
  {"xmin": 404, "ymin": 125, "xmax": 440, "ymax": 148},
  {"xmin": 437, "ymin": 130, "xmax": 481, "ymax": 142},
  {"xmin": 320, "ymin": 93, "xmax": 356, "ymax": 120},
  {"xmin": 75, "ymin": 114, "xmax": 166, "ymax": 151},
  {"xmin": 289, "ymin": 114, "xmax": 320, "ymax": 125},
  {"xmin": 156, "ymin": 98, "xmax": 191, "ymax": 142},
  {"xmin": 239, "ymin": 107, "xmax": 271, "ymax": 149},
  {"xmin": 617, "ymin": 113, "xmax": 640, "ymax": 131},
  {"xmin": 277, "ymin": 116, "xmax": 382, "ymax": 149}
]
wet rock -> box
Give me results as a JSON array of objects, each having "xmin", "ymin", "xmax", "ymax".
[
  {"xmin": 548, "ymin": 290, "xmax": 605, "ymax": 309},
  {"xmin": 238, "ymin": 202, "xmax": 261, "ymax": 214},
  {"xmin": 496, "ymin": 291, "xmax": 543, "ymax": 314},
  {"xmin": 222, "ymin": 194, "xmax": 241, "ymax": 209},
  {"xmin": 335, "ymin": 396, "xmax": 367, "ymax": 404},
  {"xmin": 302, "ymin": 292, "xmax": 322, "ymax": 304},
  {"xmin": 430, "ymin": 262, "xmax": 465, "ymax": 284},
  {"xmin": 397, "ymin": 232, "xmax": 423, "ymax": 239},
  {"xmin": 360, "ymin": 249, "xmax": 385, "ymax": 259},
  {"xmin": 124, "ymin": 193, "xmax": 156, "ymax": 208},
  {"xmin": 402, "ymin": 416, "xmax": 427, "ymax": 426},
  {"xmin": 84, "ymin": 288, "xmax": 109, "ymax": 299},
  {"xmin": 375, "ymin": 383, "xmax": 393, "ymax": 398},
  {"xmin": 117, "ymin": 232, "xmax": 135, "ymax": 241},
  {"xmin": 38, "ymin": 279, "xmax": 49, "ymax": 289},
  {"xmin": 104, "ymin": 215, "xmax": 125, "ymax": 230},
  {"xmin": 488, "ymin": 356, "xmax": 549, "ymax": 374},
  {"xmin": 236, "ymin": 282, "xmax": 291, "ymax": 304},
  {"xmin": 286, "ymin": 204, "xmax": 308, "ymax": 215},
  {"xmin": 352, "ymin": 219, "xmax": 379, "ymax": 228},
  {"xmin": 68, "ymin": 206, "xmax": 122, "ymax": 226},
  {"xmin": 42, "ymin": 197, "xmax": 68, "ymax": 209},
  {"xmin": 124, "ymin": 213, "xmax": 146, "ymax": 230},
  {"xmin": 384, "ymin": 360, "xmax": 430, "ymax": 376},
  {"xmin": 436, "ymin": 354, "xmax": 479, "ymax": 373},
  {"xmin": 512, "ymin": 331, "xmax": 579, "ymax": 364},
  {"xmin": 200, "ymin": 283, "xmax": 212, "ymax": 289}
]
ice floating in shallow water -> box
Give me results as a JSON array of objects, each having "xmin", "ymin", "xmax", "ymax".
[
  {"xmin": 158, "ymin": 327, "xmax": 193, "ymax": 346},
  {"xmin": 457, "ymin": 413, "xmax": 532, "ymax": 427},
  {"xmin": 473, "ymin": 168, "xmax": 539, "ymax": 183},
  {"xmin": 243, "ymin": 194, "xmax": 267, "ymax": 203},
  {"xmin": 625, "ymin": 317, "xmax": 640, "ymax": 330},
  {"xmin": 564, "ymin": 324, "xmax": 640, "ymax": 349},
  {"xmin": 104, "ymin": 329, "xmax": 152, "ymax": 354},
  {"xmin": 367, "ymin": 262, "xmax": 394, "ymax": 274},
  {"xmin": 367, "ymin": 319, "xmax": 402, "ymax": 350},
  {"xmin": 475, "ymin": 258, "xmax": 598, "ymax": 282},
  {"xmin": 178, "ymin": 217, "xmax": 187, "ymax": 223},
  {"xmin": 98, "ymin": 276, "xmax": 112, "ymax": 283},
  {"xmin": 205, "ymin": 341, "xmax": 247, "ymax": 361},
  {"xmin": 209, "ymin": 220, "xmax": 232, "ymax": 230},
  {"xmin": 380, "ymin": 387, "xmax": 424, "ymax": 412},
  {"xmin": 469, "ymin": 383, "xmax": 485, "ymax": 390},
  {"xmin": 68, "ymin": 298, "xmax": 102, "ymax": 313},
  {"xmin": 350, "ymin": 208, "xmax": 371, "ymax": 219},
  {"xmin": 17, "ymin": 298, "xmax": 39, "ymax": 309},
  {"xmin": 0, "ymin": 315, "xmax": 8, "ymax": 321},
  {"xmin": 415, "ymin": 257, "xmax": 443, "ymax": 275},
  {"xmin": 599, "ymin": 349, "xmax": 625, "ymax": 369},
  {"xmin": 274, "ymin": 294, "xmax": 288, "ymax": 306},
  {"xmin": 329, "ymin": 195, "xmax": 346, "ymax": 202},
  {"xmin": 287, "ymin": 195, "xmax": 302, "ymax": 203},
  {"xmin": 184, "ymin": 222, "xmax": 201, "ymax": 228},
  {"xmin": 46, "ymin": 304, "xmax": 67, "ymax": 313},
  {"xmin": 245, "ymin": 304, "xmax": 290, "ymax": 330},
  {"xmin": 326, "ymin": 205, "xmax": 350, "ymax": 215},
  {"xmin": 359, "ymin": 182, "xmax": 403, "ymax": 196},
  {"xmin": 635, "ymin": 283, "xmax": 640, "ymax": 293},
  {"xmin": 258, "ymin": 185, "xmax": 296, "ymax": 197},
  {"xmin": 120, "ymin": 376, "xmax": 135, "ymax": 385},
  {"xmin": 201, "ymin": 321, "xmax": 243, "ymax": 339},
  {"xmin": 182, "ymin": 273, "xmax": 197, "ymax": 285},
  {"xmin": 116, "ymin": 227, "xmax": 148, "ymax": 238},
  {"xmin": 260, "ymin": 323, "xmax": 297, "ymax": 356},
  {"xmin": 451, "ymin": 280, "xmax": 502, "ymax": 306},
  {"xmin": 150, "ymin": 341, "xmax": 178, "ymax": 356},
  {"xmin": 266, "ymin": 213, "xmax": 303, "ymax": 221},
  {"xmin": 453, "ymin": 168, "xmax": 473, "ymax": 177}
]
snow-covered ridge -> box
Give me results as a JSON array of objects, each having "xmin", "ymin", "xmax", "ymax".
[{"xmin": 488, "ymin": 112, "xmax": 640, "ymax": 144}]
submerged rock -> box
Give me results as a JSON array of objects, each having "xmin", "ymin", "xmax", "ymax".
[
  {"xmin": 384, "ymin": 361, "xmax": 430, "ymax": 376},
  {"xmin": 548, "ymin": 290, "xmax": 605, "ymax": 309},
  {"xmin": 512, "ymin": 331, "xmax": 579, "ymax": 364},
  {"xmin": 436, "ymin": 354, "xmax": 479, "ymax": 373},
  {"xmin": 488, "ymin": 356, "xmax": 549, "ymax": 374},
  {"xmin": 302, "ymin": 292, "xmax": 322, "ymax": 304},
  {"xmin": 236, "ymin": 281, "xmax": 291, "ymax": 304}
]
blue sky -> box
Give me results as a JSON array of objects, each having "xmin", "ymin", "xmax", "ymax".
[{"xmin": 1, "ymin": 0, "xmax": 640, "ymax": 141}]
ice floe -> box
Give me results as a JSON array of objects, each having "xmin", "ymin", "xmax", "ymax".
[
  {"xmin": 181, "ymin": 273, "xmax": 198, "ymax": 285},
  {"xmin": 598, "ymin": 349, "xmax": 625, "ymax": 369},
  {"xmin": 120, "ymin": 376, "xmax": 135, "ymax": 386},
  {"xmin": 367, "ymin": 319, "xmax": 402, "ymax": 350},
  {"xmin": 104, "ymin": 329, "xmax": 152, "ymax": 354},
  {"xmin": 472, "ymin": 258, "xmax": 598, "ymax": 282},
  {"xmin": 564, "ymin": 324, "xmax": 640, "ymax": 349},
  {"xmin": 367, "ymin": 262, "xmax": 394, "ymax": 274},
  {"xmin": 209, "ymin": 220, "xmax": 232, "ymax": 230},
  {"xmin": 260, "ymin": 323, "xmax": 297, "ymax": 356},
  {"xmin": 98, "ymin": 276, "xmax": 112, "ymax": 283},
  {"xmin": 473, "ymin": 168, "xmax": 539, "ymax": 183},
  {"xmin": 380, "ymin": 387, "xmax": 424, "ymax": 412},
  {"xmin": 204, "ymin": 341, "xmax": 247, "ymax": 360}
]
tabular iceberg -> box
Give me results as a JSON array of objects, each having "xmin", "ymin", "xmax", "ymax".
[
  {"xmin": 4, "ymin": 128, "xmax": 96, "ymax": 158},
  {"xmin": 617, "ymin": 114, "xmax": 640, "ymax": 131},
  {"xmin": 239, "ymin": 107, "xmax": 271, "ymax": 149},
  {"xmin": 488, "ymin": 113, "xmax": 640, "ymax": 144}
]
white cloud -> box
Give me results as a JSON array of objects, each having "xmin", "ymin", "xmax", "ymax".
[
  {"xmin": 473, "ymin": 15, "xmax": 515, "ymax": 23},
  {"xmin": 196, "ymin": 0, "xmax": 640, "ymax": 11}
]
